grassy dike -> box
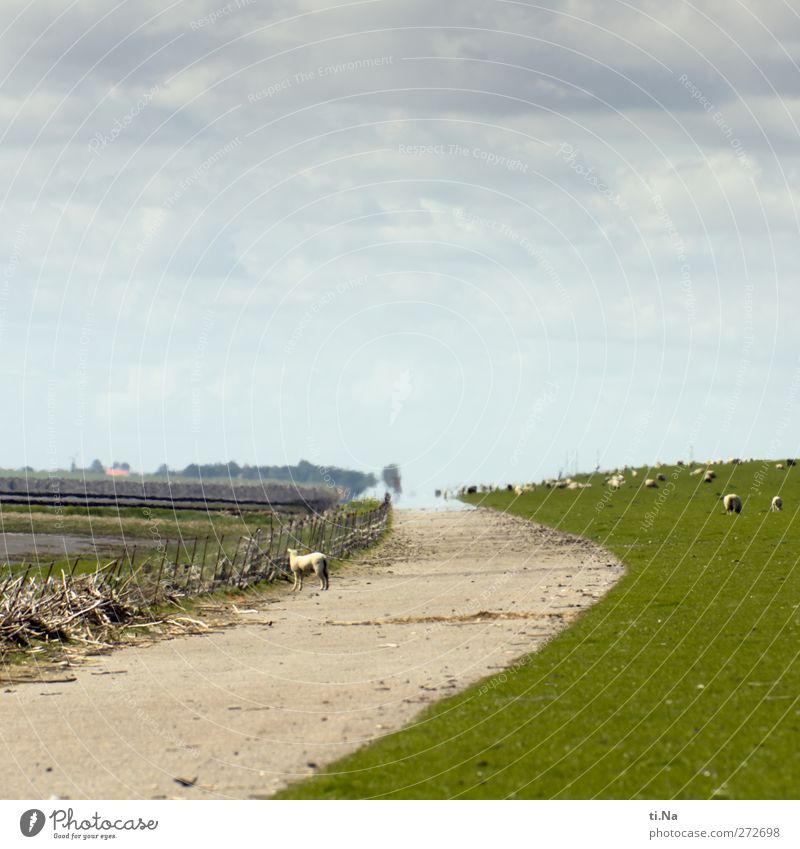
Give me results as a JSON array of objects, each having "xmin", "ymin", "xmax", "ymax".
[{"xmin": 277, "ymin": 461, "xmax": 800, "ymax": 799}]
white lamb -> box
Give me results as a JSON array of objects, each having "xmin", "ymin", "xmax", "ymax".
[
  {"xmin": 287, "ymin": 548, "xmax": 329, "ymax": 591},
  {"xmin": 771, "ymin": 496, "xmax": 783, "ymax": 512},
  {"xmin": 723, "ymin": 493, "xmax": 742, "ymax": 514}
]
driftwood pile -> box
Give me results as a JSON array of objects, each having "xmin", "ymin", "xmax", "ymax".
[{"xmin": 0, "ymin": 570, "xmax": 144, "ymax": 647}]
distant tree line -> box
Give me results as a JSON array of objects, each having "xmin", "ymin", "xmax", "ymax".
[
  {"xmin": 164, "ymin": 459, "xmax": 377, "ymax": 498},
  {"xmin": 382, "ymin": 463, "xmax": 402, "ymax": 494}
]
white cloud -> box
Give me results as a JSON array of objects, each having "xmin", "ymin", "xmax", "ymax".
[{"xmin": 1, "ymin": 0, "xmax": 799, "ymax": 478}]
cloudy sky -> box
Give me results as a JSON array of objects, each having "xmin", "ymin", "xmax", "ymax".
[{"xmin": 2, "ymin": 0, "xmax": 799, "ymax": 492}]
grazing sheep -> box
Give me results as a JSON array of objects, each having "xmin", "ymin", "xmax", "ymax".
[
  {"xmin": 787, "ymin": 459, "xmax": 797, "ymax": 467},
  {"xmin": 514, "ymin": 484, "xmax": 524, "ymax": 496},
  {"xmin": 723, "ymin": 493, "xmax": 742, "ymax": 514},
  {"xmin": 771, "ymin": 496, "xmax": 783, "ymax": 512},
  {"xmin": 287, "ymin": 548, "xmax": 329, "ymax": 591},
  {"xmin": 644, "ymin": 478, "xmax": 658, "ymax": 488},
  {"xmin": 657, "ymin": 473, "xmax": 666, "ymax": 482},
  {"xmin": 467, "ymin": 485, "xmax": 477, "ymax": 494},
  {"xmin": 776, "ymin": 463, "xmax": 784, "ymax": 470},
  {"xmin": 703, "ymin": 471, "xmax": 715, "ymax": 483},
  {"xmin": 677, "ymin": 459, "xmax": 685, "ymax": 466}
]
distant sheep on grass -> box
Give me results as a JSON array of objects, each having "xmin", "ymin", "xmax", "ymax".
[
  {"xmin": 287, "ymin": 548, "xmax": 329, "ymax": 592},
  {"xmin": 723, "ymin": 493, "xmax": 742, "ymax": 514},
  {"xmin": 644, "ymin": 478, "xmax": 658, "ymax": 488},
  {"xmin": 771, "ymin": 496, "xmax": 783, "ymax": 512}
]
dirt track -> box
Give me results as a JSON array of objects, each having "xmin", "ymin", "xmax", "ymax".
[{"xmin": 0, "ymin": 507, "xmax": 623, "ymax": 799}]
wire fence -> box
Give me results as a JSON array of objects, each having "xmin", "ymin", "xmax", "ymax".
[{"xmin": 0, "ymin": 500, "xmax": 391, "ymax": 646}]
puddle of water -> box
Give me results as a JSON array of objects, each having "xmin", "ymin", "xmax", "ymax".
[{"xmin": 360, "ymin": 487, "xmax": 474, "ymax": 512}]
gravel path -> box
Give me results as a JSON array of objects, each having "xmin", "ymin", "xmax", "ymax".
[{"xmin": 0, "ymin": 507, "xmax": 623, "ymax": 799}]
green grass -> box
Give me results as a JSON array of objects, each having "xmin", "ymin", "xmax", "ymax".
[
  {"xmin": 0, "ymin": 499, "xmax": 383, "ymax": 575},
  {"xmin": 0, "ymin": 499, "xmax": 381, "ymax": 540},
  {"xmin": 0, "ymin": 503, "xmax": 304, "ymax": 541},
  {"xmin": 276, "ymin": 460, "xmax": 800, "ymax": 799}
]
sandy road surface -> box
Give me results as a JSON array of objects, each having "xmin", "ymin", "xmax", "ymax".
[{"xmin": 0, "ymin": 508, "xmax": 623, "ymax": 799}]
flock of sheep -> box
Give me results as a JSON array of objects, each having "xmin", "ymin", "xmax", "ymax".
[
  {"xmin": 722, "ymin": 493, "xmax": 782, "ymax": 514},
  {"xmin": 447, "ymin": 458, "xmax": 794, "ymax": 515}
]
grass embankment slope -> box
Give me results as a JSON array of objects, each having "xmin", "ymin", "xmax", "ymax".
[{"xmin": 278, "ymin": 461, "xmax": 800, "ymax": 799}]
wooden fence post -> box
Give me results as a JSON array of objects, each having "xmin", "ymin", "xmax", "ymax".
[
  {"xmin": 227, "ymin": 535, "xmax": 244, "ymax": 586},
  {"xmin": 9, "ymin": 562, "xmax": 32, "ymax": 609},
  {"xmin": 152, "ymin": 545, "xmax": 168, "ymax": 603},
  {"xmin": 40, "ymin": 560, "xmax": 56, "ymax": 597},
  {"xmin": 238, "ymin": 533, "xmax": 254, "ymax": 587}
]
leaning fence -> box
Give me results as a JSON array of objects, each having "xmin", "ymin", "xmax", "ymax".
[{"xmin": 0, "ymin": 500, "xmax": 391, "ymax": 647}]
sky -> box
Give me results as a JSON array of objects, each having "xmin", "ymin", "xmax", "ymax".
[{"xmin": 1, "ymin": 0, "xmax": 799, "ymax": 494}]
